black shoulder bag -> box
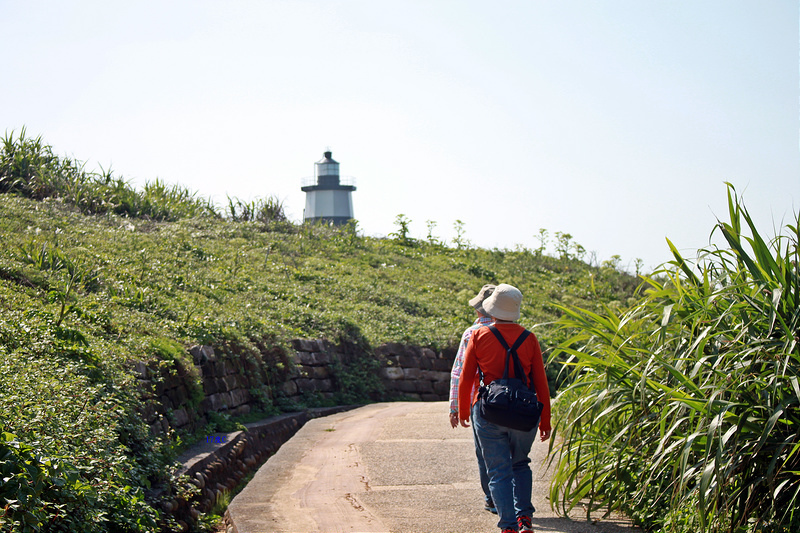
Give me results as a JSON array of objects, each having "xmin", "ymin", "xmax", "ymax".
[{"xmin": 477, "ymin": 326, "xmax": 543, "ymax": 432}]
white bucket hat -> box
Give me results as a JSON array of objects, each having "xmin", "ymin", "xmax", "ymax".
[
  {"xmin": 481, "ymin": 283, "xmax": 522, "ymax": 321},
  {"xmin": 468, "ymin": 284, "xmax": 496, "ymax": 315}
]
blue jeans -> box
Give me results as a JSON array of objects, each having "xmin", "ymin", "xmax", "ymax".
[
  {"xmin": 472, "ymin": 402, "xmax": 537, "ymax": 530},
  {"xmin": 471, "ymin": 414, "xmax": 493, "ymax": 506}
]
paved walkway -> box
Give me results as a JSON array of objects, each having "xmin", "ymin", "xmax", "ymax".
[{"xmin": 226, "ymin": 402, "xmax": 640, "ymax": 533}]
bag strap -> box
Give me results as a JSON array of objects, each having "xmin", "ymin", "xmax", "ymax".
[
  {"xmin": 487, "ymin": 326, "xmax": 513, "ymax": 379},
  {"xmin": 487, "ymin": 325, "xmax": 531, "ymax": 388}
]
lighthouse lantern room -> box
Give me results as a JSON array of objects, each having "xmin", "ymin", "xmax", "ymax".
[{"xmin": 301, "ymin": 151, "xmax": 356, "ymax": 225}]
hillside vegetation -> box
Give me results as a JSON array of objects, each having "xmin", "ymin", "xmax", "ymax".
[{"xmin": 0, "ymin": 130, "xmax": 639, "ymax": 532}]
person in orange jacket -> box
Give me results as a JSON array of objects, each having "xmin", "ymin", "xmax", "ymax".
[{"xmin": 458, "ymin": 283, "xmax": 551, "ymax": 533}]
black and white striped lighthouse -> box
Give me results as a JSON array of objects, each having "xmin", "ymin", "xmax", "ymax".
[{"xmin": 301, "ymin": 150, "xmax": 356, "ymax": 225}]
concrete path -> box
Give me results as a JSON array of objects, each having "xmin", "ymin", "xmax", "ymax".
[{"xmin": 226, "ymin": 402, "xmax": 640, "ymax": 533}]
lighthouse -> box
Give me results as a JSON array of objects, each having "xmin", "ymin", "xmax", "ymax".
[{"xmin": 301, "ymin": 150, "xmax": 356, "ymax": 225}]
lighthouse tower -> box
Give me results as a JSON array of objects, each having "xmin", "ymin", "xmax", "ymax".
[{"xmin": 301, "ymin": 150, "xmax": 356, "ymax": 225}]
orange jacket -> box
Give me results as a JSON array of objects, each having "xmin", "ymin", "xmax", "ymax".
[{"xmin": 458, "ymin": 323, "xmax": 551, "ymax": 432}]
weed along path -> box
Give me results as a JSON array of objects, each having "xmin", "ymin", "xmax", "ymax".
[{"xmin": 225, "ymin": 402, "xmax": 640, "ymax": 533}]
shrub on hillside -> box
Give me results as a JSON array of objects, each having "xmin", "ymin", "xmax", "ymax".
[{"xmin": 0, "ymin": 337, "xmax": 165, "ymax": 532}]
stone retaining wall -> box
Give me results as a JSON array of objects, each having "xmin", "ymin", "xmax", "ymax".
[{"xmin": 135, "ymin": 339, "xmax": 456, "ymax": 438}]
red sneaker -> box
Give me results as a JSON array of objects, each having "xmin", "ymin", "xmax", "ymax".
[{"xmin": 517, "ymin": 515, "xmax": 534, "ymax": 533}]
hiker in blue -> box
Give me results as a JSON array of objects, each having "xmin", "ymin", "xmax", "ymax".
[{"xmin": 448, "ymin": 284, "xmax": 497, "ymax": 514}]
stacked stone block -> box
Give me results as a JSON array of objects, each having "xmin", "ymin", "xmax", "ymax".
[
  {"xmin": 192, "ymin": 345, "xmax": 257, "ymax": 419},
  {"xmin": 280, "ymin": 339, "xmax": 346, "ymax": 399},
  {"xmin": 135, "ymin": 359, "xmax": 200, "ymax": 436},
  {"xmin": 375, "ymin": 343, "xmax": 455, "ymax": 401}
]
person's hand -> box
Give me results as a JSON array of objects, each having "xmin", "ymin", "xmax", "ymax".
[
  {"xmin": 540, "ymin": 428, "xmax": 551, "ymax": 442},
  {"xmin": 459, "ymin": 418, "xmax": 471, "ymax": 428},
  {"xmin": 449, "ymin": 412, "xmax": 459, "ymax": 428}
]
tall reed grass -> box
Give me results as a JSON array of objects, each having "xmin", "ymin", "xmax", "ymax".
[
  {"xmin": 225, "ymin": 195, "xmax": 288, "ymax": 225},
  {"xmin": 0, "ymin": 128, "xmax": 216, "ymax": 221},
  {"xmin": 549, "ymin": 185, "xmax": 799, "ymax": 532}
]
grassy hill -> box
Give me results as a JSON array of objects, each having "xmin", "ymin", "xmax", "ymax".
[{"xmin": 0, "ymin": 131, "xmax": 639, "ymax": 532}]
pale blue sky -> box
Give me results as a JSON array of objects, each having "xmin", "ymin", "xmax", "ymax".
[{"xmin": 3, "ymin": 1, "xmax": 798, "ymax": 271}]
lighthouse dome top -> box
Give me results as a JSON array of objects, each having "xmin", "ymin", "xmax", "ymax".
[{"xmin": 317, "ymin": 151, "xmax": 338, "ymax": 164}]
